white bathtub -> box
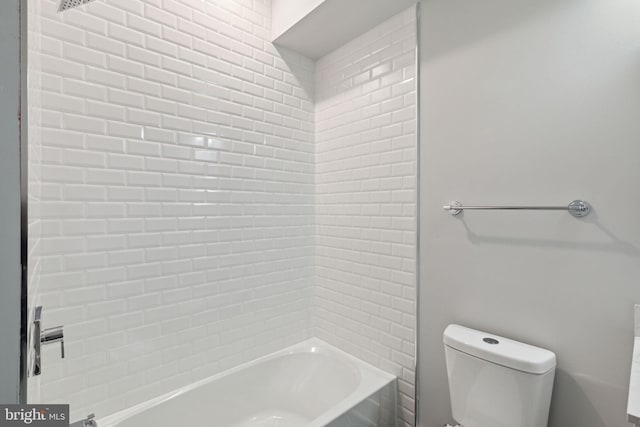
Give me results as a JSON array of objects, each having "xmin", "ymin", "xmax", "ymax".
[{"xmin": 97, "ymin": 339, "xmax": 397, "ymax": 427}]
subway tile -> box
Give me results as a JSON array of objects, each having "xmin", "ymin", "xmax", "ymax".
[
  {"xmin": 127, "ymin": 45, "xmax": 161, "ymax": 67},
  {"xmin": 146, "ymin": 35, "xmax": 178, "ymax": 57},
  {"xmin": 62, "ymin": 10, "xmax": 108, "ymax": 35},
  {"xmin": 161, "ymin": 27, "xmax": 192, "ymax": 48},
  {"xmin": 143, "ymin": 3, "xmax": 178, "ymax": 28},
  {"xmin": 107, "ymin": 122, "xmax": 143, "ymax": 139},
  {"xmin": 30, "ymin": 1, "xmax": 413, "ymax": 425},
  {"xmin": 86, "ymin": 135, "xmax": 126, "ymax": 153},
  {"xmin": 41, "ymin": 19, "xmax": 86, "ymax": 45},
  {"xmin": 85, "ymin": 169, "xmax": 127, "ymax": 185},
  {"xmin": 108, "ymin": 23, "xmax": 145, "ymax": 47},
  {"xmin": 86, "ymin": 66, "xmax": 126, "ymax": 89},
  {"xmin": 89, "ymin": 1, "xmax": 127, "ymax": 25},
  {"xmin": 108, "ymin": 56, "xmax": 145, "ymax": 78},
  {"xmin": 145, "ymin": 66, "xmax": 177, "ymax": 86},
  {"xmin": 315, "ymin": 8, "xmax": 417, "ymax": 425},
  {"xmin": 87, "ymin": 100, "xmax": 127, "ymax": 121},
  {"xmin": 65, "ymin": 253, "xmax": 108, "ymax": 271},
  {"xmin": 42, "ymin": 55, "xmax": 85, "ymax": 79},
  {"xmin": 126, "ymin": 13, "xmax": 161, "ymax": 37},
  {"xmin": 63, "ymin": 43, "xmax": 107, "ymax": 67},
  {"xmin": 64, "ymin": 79, "xmax": 108, "ymax": 101},
  {"xmin": 127, "ymin": 77, "xmax": 161, "ymax": 97},
  {"xmin": 63, "ymin": 184, "xmax": 106, "ymax": 201}
]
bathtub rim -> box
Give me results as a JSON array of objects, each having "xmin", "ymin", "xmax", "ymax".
[{"xmin": 96, "ymin": 337, "xmax": 396, "ymax": 427}]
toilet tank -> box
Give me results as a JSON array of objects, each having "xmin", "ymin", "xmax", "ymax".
[{"xmin": 444, "ymin": 325, "xmax": 556, "ymax": 427}]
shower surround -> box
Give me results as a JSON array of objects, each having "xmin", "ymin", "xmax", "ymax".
[
  {"xmin": 315, "ymin": 9, "xmax": 417, "ymax": 424},
  {"xmin": 28, "ymin": 0, "xmax": 417, "ymax": 425}
]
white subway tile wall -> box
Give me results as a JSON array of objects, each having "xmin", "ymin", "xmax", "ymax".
[
  {"xmin": 27, "ymin": 0, "xmax": 45, "ymax": 404},
  {"xmin": 29, "ymin": 0, "xmax": 315, "ymax": 421},
  {"xmin": 29, "ymin": 0, "xmax": 417, "ymax": 425},
  {"xmin": 315, "ymin": 9, "xmax": 417, "ymax": 427}
]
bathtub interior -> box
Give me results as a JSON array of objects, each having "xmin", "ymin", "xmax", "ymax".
[{"xmin": 98, "ymin": 339, "xmax": 396, "ymax": 427}]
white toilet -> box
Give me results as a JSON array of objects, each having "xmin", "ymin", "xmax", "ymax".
[{"xmin": 443, "ymin": 324, "xmax": 556, "ymax": 427}]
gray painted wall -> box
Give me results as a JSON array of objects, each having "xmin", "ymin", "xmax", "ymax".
[
  {"xmin": 418, "ymin": 0, "xmax": 640, "ymax": 426},
  {"xmin": 0, "ymin": 0, "xmax": 23, "ymax": 405}
]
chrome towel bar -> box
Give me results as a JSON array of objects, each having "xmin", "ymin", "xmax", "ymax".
[{"xmin": 443, "ymin": 200, "xmax": 591, "ymax": 218}]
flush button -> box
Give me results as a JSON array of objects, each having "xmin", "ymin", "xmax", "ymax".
[{"xmin": 483, "ymin": 337, "xmax": 499, "ymax": 345}]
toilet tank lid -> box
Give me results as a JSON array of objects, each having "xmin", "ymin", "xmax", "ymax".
[{"xmin": 443, "ymin": 324, "xmax": 556, "ymax": 374}]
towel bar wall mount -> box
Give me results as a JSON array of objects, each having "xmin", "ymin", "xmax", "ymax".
[{"xmin": 443, "ymin": 200, "xmax": 591, "ymax": 218}]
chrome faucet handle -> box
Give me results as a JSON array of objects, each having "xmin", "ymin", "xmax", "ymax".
[
  {"xmin": 41, "ymin": 326, "xmax": 65, "ymax": 359},
  {"xmin": 83, "ymin": 413, "xmax": 96, "ymax": 427},
  {"xmin": 70, "ymin": 414, "xmax": 97, "ymax": 427},
  {"xmin": 33, "ymin": 306, "xmax": 65, "ymax": 376},
  {"xmin": 33, "ymin": 307, "xmax": 43, "ymax": 376}
]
